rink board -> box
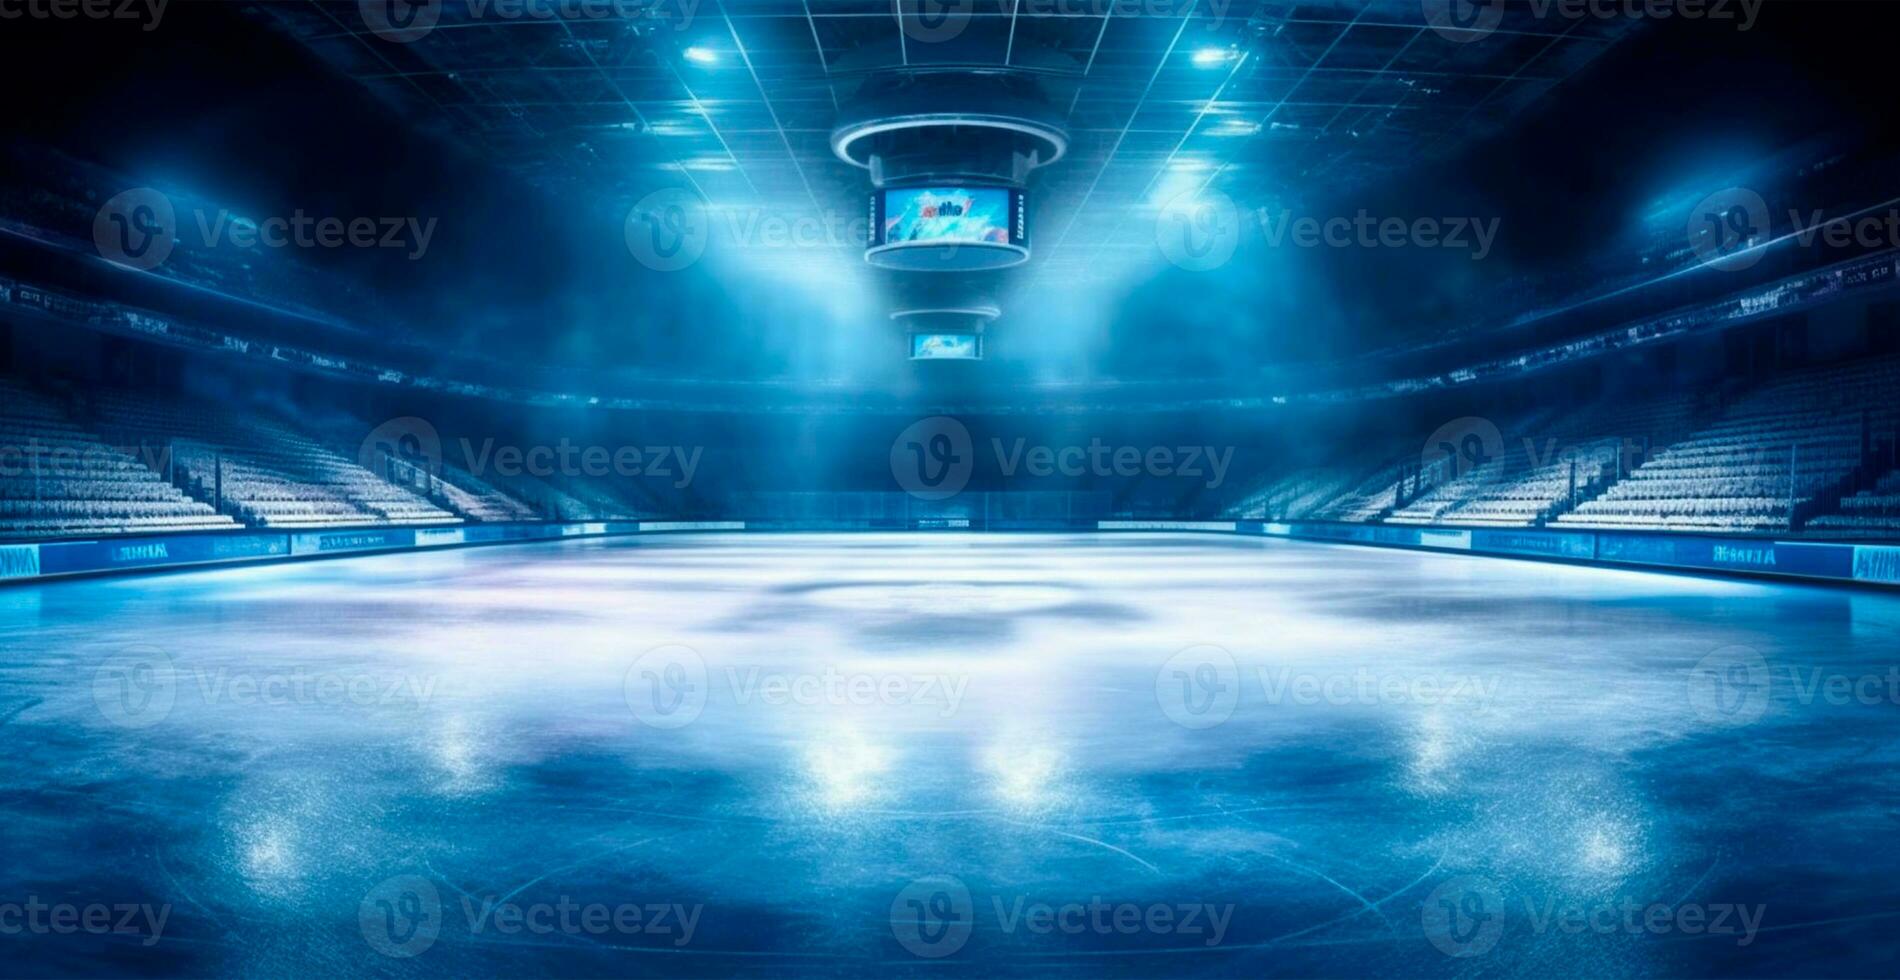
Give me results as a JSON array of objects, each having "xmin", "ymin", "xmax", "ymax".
[
  {"xmin": 0, "ymin": 518, "xmax": 1895, "ymax": 587},
  {"xmin": 1, "ymin": 521, "xmax": 741, "ymax": 582},
  {"xmin": 1244, "ymin": 521, "xmax": 1891, "ymax": 586}
]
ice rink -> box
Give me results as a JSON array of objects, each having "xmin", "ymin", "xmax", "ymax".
[{"xmin": 3, "ymin": 532, "xmax": 1900, "ymax": 976}]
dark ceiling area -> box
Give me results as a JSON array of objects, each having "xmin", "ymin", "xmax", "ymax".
[
  {"xmin": 260, "ymin": 0, "xmax": 1638, "ymax": 293},
  {"xmin": 3, "ymin": 1, "xmax": 1894, "ymax": 404}
]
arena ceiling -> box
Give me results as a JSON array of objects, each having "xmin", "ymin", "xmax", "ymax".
[{"xmin": 262, "ymin": 1, "xmax": 1639, "ymax": 293}]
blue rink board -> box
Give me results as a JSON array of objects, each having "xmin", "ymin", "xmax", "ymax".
[
  {"xmin": 0, "ymin": 518, "xmax": 1896, "ymax": 587},
  {"xmin": 0, "ymin": 521, "xmax": 746, "ymax": 582},
  {"xmin": 1245, "ymin": 520, "xmax": 1898, "ymax": 586}
]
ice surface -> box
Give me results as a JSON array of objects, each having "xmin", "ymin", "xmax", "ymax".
[{"xmin": 2, "ymin": 533, "xmax": 1898, "ymax": 976}]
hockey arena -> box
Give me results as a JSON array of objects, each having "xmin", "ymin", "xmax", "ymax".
[{"xmin": 4, "ymin": 1, "xmax": 1900, "ymax": 977}]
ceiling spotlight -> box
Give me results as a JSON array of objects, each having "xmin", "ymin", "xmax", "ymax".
[
  {"xmin": 683, "ymin": 46, "xmax": 718, "ymax": 66},
  {"xmin": 1192, "ymin": 46, "xmax": 1237, "ymax": 68}
]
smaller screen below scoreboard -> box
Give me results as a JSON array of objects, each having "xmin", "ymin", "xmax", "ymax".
[{"xmin": 911, "ymin": 333, "xmax": 981, "ymax": 360}]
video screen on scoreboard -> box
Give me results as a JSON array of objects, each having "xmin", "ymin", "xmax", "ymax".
[
  {"xmin": 874, "ymin": 187, "xmax": 1025, "ymax": 247},
  {"xmin": 911, "ymin": 333, "xmax": 982, "ymax": 360}
]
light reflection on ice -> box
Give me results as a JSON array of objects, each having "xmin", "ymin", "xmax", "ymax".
[{"xmin": 803, "ymin": 726, "xmax": 893, "ymax": 811}]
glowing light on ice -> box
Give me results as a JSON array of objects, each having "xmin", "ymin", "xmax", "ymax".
[
  {"xmin": 804, "ymin": 729, "xmax": 891, "ymax": 809},
  {"xmin": 984, "ymin": 739, "xmax": 1065, "ymax": 812}
]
